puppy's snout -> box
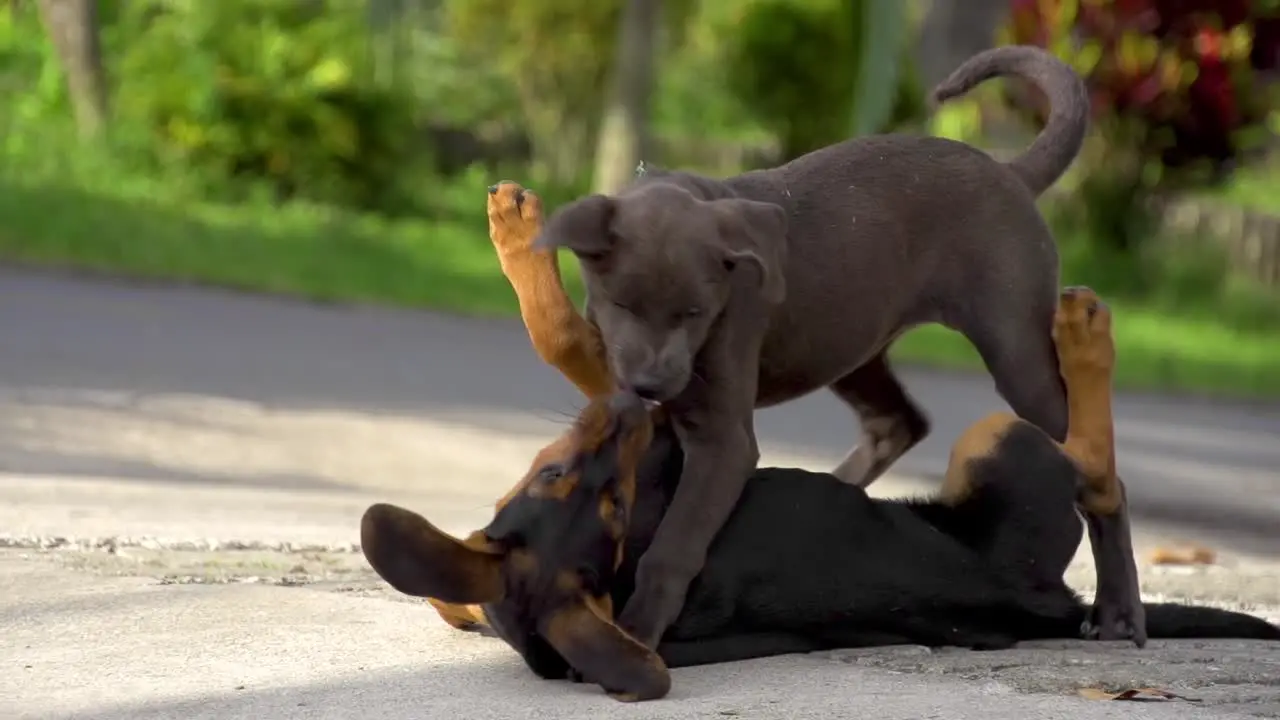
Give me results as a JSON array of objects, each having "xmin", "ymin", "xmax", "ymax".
[
  {"xmin": 608, "ymin": 391, "xmax": 650, "ymax": 428},
  {"xmin": 629, "ymin": 379, "xmax": 664, "ymax": 403}
]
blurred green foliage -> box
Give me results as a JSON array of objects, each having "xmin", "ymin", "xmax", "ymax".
[
  {"xmin": 1002, "ymin": 0, "xmax": 1280, "ymax": 251},
  {"xmin": 722, "ymin": 0, "xmax": 925, "ymax": 161},
  {"xmin": 1, "ymin": 0, "xmax": 1278, "ymax": 390},
  {"xmin": 111, "ymin": 0, "xmax": 414, "ymax": 211}
]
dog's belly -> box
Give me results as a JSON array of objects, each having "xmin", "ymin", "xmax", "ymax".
[{"xmin": 753, "ymin": 329, "xmax": 887, "ymax": 408}]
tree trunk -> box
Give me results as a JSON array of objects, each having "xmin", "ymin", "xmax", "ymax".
[
  {"xmin": 848, "ymin": 0, "xmax": 907, "ymax": 138},
  {"xmin": 36, "ymin": 0, "xmax": 108, "ymax": 140},
  {"xmin": 591, "ymin": 0, "xmax": 661, "ymax": 195},
  {"xmin": 915, "ymin": 0, "xmax": 1009, "ymax": 89}
]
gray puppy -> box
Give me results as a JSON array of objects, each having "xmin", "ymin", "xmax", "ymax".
[{"xmin": 535, "ymin": 45, "xmax": 1143, "ymax": 651}]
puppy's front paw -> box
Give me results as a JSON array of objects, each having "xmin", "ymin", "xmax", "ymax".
[
  {"xmin": 618, "ymin": 572, "xmax": 686, "ymax": 650},
  {"xmin": 486, "ymin": 181, "xmax": 543, "ymax": 255},
  {"xmin": 1052, "ymin": 285, "xmax": 1115, "ymax": 375}
]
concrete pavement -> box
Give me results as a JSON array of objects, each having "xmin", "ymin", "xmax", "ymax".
[
  {"xmin": 4, "ymin": 555, "xmax": 1279, "ymax": 720},
  {"xmin": 3, "ymin": 266, "xmax": 1280, "ymax": 719}
]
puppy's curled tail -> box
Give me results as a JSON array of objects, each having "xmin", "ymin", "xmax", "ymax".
[
  {"xmin": 930, "ymin": 45, "xmax": 1089, "ymax": 197},
  {"xmin": 1143, "ymin": 602, "xmax": 1280, "ymax": 640}
]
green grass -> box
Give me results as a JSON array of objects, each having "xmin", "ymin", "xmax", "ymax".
[
  {"xmin": 0, "ymin": 173, "xmax": 584, "ymax": 314},
  {"xmin": 891, "ymin": 318, "xmax": 1280, "ymax": 400},
  {"xmin": 2, "ymin": 175, "xmax": 1279, "ymax": 400}
]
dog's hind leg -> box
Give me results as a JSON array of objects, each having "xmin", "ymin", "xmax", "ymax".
[
  {"xmin": 960, "ymin": 286, "xmax": 1145, "ymax": 647},
  {"xmin": 828, "ymin": 353, "xmax": 931, "ymax": 488},
  {"xmin": 1051, "ymin": 286, "xmax": 1146, "ymax": 646}
]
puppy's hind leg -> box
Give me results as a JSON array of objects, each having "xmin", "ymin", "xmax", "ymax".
[{"xmin": 828, "ymin": 353, "xmax": 931, "ymax": 488}]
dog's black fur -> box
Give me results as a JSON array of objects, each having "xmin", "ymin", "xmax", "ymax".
[
  {"xmin": 550, "ymin": 416, "xmax": 1277, "ymax": 673},
  {"xmin": 362, "ymin": 401, "xmax": 1280, "ymax": 700}
]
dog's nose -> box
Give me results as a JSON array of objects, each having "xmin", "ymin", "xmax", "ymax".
[
  {"xmin": 630, "ymin": 382, "xmax": 664, "ymax": 402},
  {"xmin": 487, "ymin": 184, "xmax": 499, "ymax": 195}
]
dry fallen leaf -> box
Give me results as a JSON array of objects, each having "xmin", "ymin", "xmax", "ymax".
[
  {"xmin": 1077, "ymin": 687, "xmax": 1202, "ymax": 703},
  {"xmin": 1149, "ymin": 544, "xmax": 1217, "ymax": 566}
]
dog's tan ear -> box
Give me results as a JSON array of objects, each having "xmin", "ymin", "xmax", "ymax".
[
  {"xmin": 360, "ymin": 503, "xmax": 504, "ymax": 605},
  {"xmin": 711, "ymin": 198, "xmax": 788, "ymax": 304},
  {"xmin": 541, "ymin": 595, "xmax": 671, "ymax": 702},
  {"xmin": 533, "ymin": 194, "xmax": 617, "ymax": 262}
]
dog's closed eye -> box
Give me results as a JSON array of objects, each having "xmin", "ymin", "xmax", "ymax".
[{"xmin": 538, "ymin": 465, "xmax": 565, "ymax": 483}]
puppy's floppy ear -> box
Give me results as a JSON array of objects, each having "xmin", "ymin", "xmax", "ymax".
[
  {"xmin": 533, "ymin": 194, "xmax": 617, "ymax": 262},
  {"xmin": 360, "ymin": 503, "xmax": 504, "ymax": 605},
  {"xmin": 710, "ymin": 198, "xmax": 788, "ymax": 304},
  {"xmin": 541, "ymin": 595, "xmax": 671, "ymax": 702}
]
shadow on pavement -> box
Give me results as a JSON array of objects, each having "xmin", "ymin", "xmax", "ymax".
[{"xmin": 2, "ymin": 267, "xmax": 1279, "ymax": 556}]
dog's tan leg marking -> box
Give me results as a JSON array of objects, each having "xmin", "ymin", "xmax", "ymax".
[
  {"xmin": 1051, "ymin": 287, "xmax": 1120, "ymax": 515},
  {"xmin": 426, "ymin": 197, "xmax": 620, "ymax": 629},
  {"xmin": 827, "ymin": 353, "xmax": 931, "ymax": 488},
  {"xmin": 937, "ymin": 412, "xmax": 1021, "ymax": 505},
  {"xmin": 488, "ymin": 182, "xmax": 614, "ymax": 399}
]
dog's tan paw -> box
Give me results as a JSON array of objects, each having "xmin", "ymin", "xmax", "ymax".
[
  {"xmin": 486, "ymin": 181, "xmax": 544, "ymax": 255},
  {"xmin": 1052, "ymin": 285, "xmax": 1114, "ymax": 374}
]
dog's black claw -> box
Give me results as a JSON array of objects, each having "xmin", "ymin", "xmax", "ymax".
[{"xmin": 487, "ymin": 184, "xmax": 499, "ymax": 195}]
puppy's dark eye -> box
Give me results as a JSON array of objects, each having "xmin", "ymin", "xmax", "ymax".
[
  {"xmin": 537, "ymin": 465, "xmax": 564, "ymax": 483},
  {"xmin": 683, "ymin": 307, "xmax": 702, "ymax": 319}
]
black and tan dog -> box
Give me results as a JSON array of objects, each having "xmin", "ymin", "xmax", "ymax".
[
  {"xmin": 362, "ymin": 232, "xmax": 1280, "ymax": 700},
  {"xmin": 532, "ymin": 44, "xmax": 1145, "ymax": 649}
]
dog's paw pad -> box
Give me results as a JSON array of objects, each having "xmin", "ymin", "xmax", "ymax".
[
  {"xmin": 1052, "ymin": 286, "xmax": 1114, "ymax": 372},
  {"xmin": 486, "ymin": 181, "xmax": 543, "ymax": 248}
]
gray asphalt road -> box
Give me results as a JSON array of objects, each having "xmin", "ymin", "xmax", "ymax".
[{"xmin": 3, "ymin": 266, "xmax": 1279, "ymax": 554}]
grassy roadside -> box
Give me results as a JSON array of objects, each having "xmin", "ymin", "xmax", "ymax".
[{"xmin": 3, "ymin": 176, "xmax": 1279, "ymax": 400}]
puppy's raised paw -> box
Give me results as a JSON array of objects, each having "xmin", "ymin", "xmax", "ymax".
[
  {"xmin": 486, "ymin": 181, "xmax": 544, "ymax": 255},
  {"xmin": 1052, "ymin": 285, "xmax": 1114, "ymax": 375}
]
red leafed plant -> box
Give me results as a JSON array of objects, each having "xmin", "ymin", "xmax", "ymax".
[{"xmin": 1003, "ymin": 0, "xmax": 1278, "ymax": 182}]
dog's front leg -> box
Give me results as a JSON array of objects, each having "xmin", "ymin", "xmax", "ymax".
[
  {"xmin": 619, "ymin": 314, "xmax": 765, "ymax": 649},
  {"xmin": 619, "ymin": 414, "xmax": 759, "ymax": 649}
]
